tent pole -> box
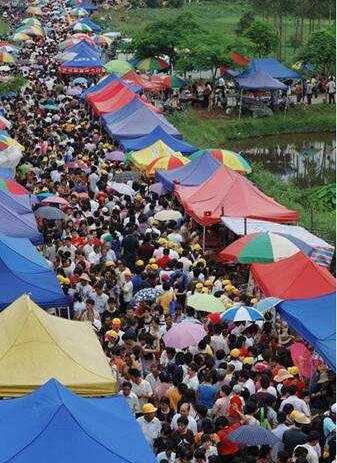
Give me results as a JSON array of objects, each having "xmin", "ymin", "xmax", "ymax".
[
  {"xmin": 202, "ymin": 226, "xmax": 206, "ymax": 252},
  {"xmin": 244, "ymin": 217, "xmax": 247, "ymax": 235}
]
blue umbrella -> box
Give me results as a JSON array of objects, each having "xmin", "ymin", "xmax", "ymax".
[
  {"xmin": 35, "ymin": 206, "xmax": 65, "ymax": 220},
  {"xmin": 228, "ymin": 425, "xmax": 280, "ymax": 446},
  {"xmin": 73, "ymin": 77, "xmax": 88, "ymax": 87},
  {"xmin": 220, "ymin": 305, "xmax": 264, "ymax": 322},
  {"xmin": 133, "ymin": 287, "xmax": 163, "ymax": 302},
  {"xmin": 254, "ymin": 297, "xmax": 283, "ymax": 313}
]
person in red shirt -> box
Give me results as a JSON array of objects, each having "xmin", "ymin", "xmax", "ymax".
[
  {"xmin": 157, "ymin": 248, "xmax": 171, "ymax": 270},
  {"xmin": 215, "ymin": 416, "xmax": 241, "ymax": 462}
]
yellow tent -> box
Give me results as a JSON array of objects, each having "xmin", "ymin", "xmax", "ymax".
[
  {"xmin": 130, "ymin": 140, "xmax": 178, "ymax": 170},
  {"xmin": 0, "ymin": 295, "xmax": 117, "ymax": 397}
]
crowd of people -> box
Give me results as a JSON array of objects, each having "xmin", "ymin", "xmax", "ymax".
[{"xmin": 0, "ymin": 2, "xmax": 336, "ymax": 463}]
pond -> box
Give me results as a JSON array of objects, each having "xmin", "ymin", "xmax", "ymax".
[{"xmin": 229, "ymin": 133, "xmax": 336, "ymax": 188}]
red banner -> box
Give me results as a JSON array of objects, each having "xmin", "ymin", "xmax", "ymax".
[
  {"xmin": 59, "ymin": 66, "xmax": 102, "ymax": 75},
  {"xmin": 231, "ymin": 52, "xmax": 250, "ymax": 66}
]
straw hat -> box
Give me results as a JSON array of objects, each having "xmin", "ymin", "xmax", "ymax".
[
  {"xmin": 142, "ymin": 403, "xmax": 157, "ymax": 414},
  {"xmin": 274, "ymin": 368, "xmax": 294, "ymax": 383},
  {"xmin": 291, "ymin": 411, "xmax": 311, "ymax": 425},
  {"xmin": 79, "ymin": 273, "xmax": 90, "ymax": 282},
  {"xmin": 193, "ymin": 243, "xmax": 201, "ymax": 251},
  {"xmin": 230, "ymin": 348, "xmax": 240, "ymax": 358}
]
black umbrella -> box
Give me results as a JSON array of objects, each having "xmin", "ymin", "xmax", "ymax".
[
  {"xmin": 35, "ymin": 206, "xmax": 65, "ymax": 220},
  {"xmin": 228, "ymin": 425, "xmax": 280, "ymax": 446},
  {"xmin": 113, "ymin": 171, "xmax": 140, "ymax": 182}
]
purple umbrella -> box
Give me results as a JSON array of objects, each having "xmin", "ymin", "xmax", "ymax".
[
  {"xmin": 163, "ymin": 322, "xmax": 206, "ymax": 349},
  {"xmin": 105, "ymin": 151, "xmax": 125, "ymax": 162},
  {"xmin": 149, "ymin": 182, "xmax": 168, "ymax": 196}
]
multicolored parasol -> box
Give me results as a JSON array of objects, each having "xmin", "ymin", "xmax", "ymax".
[
  {"xmin": 0, "ymin": 178, "xmax": 28, "ymax": 195},
  {"xmin": 93, "ymin": 34, "xmax": 112, "ymax": 46},
  {"xmin": 21, "ymin": 17, "xmax": 41, "ymax": 26},
  {"xmin": 218, "ymin": 232, "xmax": 313, "ymax": 264},
  {"xmin": 133, "ymin": 57, "xmax": 169, "ymax": 73},
  {"xmin": 162, "ymin": 74, "xmax": 187, "ymax": 89},
  {"xmin": 12, "ymin": 33, "xmax": 31, "ymax": 42},
  {"xmin": 0, "ymin": 134, "xmax": 24, "ymax": 152},
  {"xmin": 0, "ymin": 116, "xmax": 11, "ymax": 130},
  {"xmin": 220, "ymin": 305, "xmax": 264, "ymax": 322},
  {"xmin": 189, "ymin": 149, "xmax": 251, "ymax": 173},
  {"xmin": 0, "ymin": 43, "xmax": 19, "ymax": 53},
  {"xmin": 0, "ymin": 52, "xmax": 16, "ymax": 64},
  {"xmin": 72, "ymin": 22, "xmax": 93, "ymax": 32},
  {"xmin": 146, "ymin": 153, "xmax": 189, "ymax": 176},
  {"xmin": 26, "ymin": 6, "xmax": 43, "ymax": 15}
]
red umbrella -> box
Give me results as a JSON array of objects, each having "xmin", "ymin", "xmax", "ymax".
[{"xmin": 290, "ymin": 342, "xmax": 314, "ymax": 379}]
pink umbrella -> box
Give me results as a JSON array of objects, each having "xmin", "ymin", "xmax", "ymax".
[
  {"xmin": 290, "ymin": 342, "xmax": 314, "ymax": 379},
  {"xmin": 105, "ymin": 151, "xmax": 125, "ymax": 162},
  {"xmin": 163, "ymin": 322, "xmax": 207, "ymax": 349},
  {"xmin": 41, "ymin": 196, "xmax": 69, "ymax": 207}
]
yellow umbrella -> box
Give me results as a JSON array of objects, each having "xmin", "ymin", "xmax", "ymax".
[
  {"xmin": 146, "ymin": 153, "xmax": 189, "ymax": 176},
  {"xmin": 12, "ymin": 33, "xmax": 31, "ymax": 42},
  {"xmin": 130, "ymin": 140, "xmax": 177, "ymax": 170}
]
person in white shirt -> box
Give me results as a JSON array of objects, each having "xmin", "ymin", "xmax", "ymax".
[
  {"xmin": 119, "ymin": 381, "xmax": 139, "ymax": 414},
  {"xmin": 92, "ymin": 285, "xmax": 109, "ymax": 314},
  {"xmin": 294, "ymin": 430, "xmax": 321, "ymax": 463},
  {"xmin": 239, "ymin": 370, "xmax": 256, "ymax": 396},
  {"xmin": 210, "ymin": 325, "xmax": 229, "ymax": 354},
  {"xmin": 130, "ymin": 369, "xmax": 152, "ymax": 409},
  {"xmin": 167, "ymin": 226, "xmax": 183, "ymax": 245},
  {"xmin": 137, "ymin": 404, "xmax": 161, "ymax": 448},
  {"xmin": 88, "ymin": 167, "xmax": 99, "ymax": 192},
  {"xmin": 280, "ymin": 385, "xmax": 311, "ymax": 417},
  {"xmin": 171, "ymin": 403, "xmax": 198, "ymax": 434},
  {"xmin": 182, "ymin": 363, "xmax": 199, "ymax": 391},
  {"xmin": 145, "ymin": 363, "xmax": 161, "ymax": 392}
]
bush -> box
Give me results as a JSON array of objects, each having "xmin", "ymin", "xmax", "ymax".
[
  {"xmin": 145, "ymin": 0, "xmax": 161, "ymax": 7},
  {"xmin": 166, "ymin": 0, "xmax": 184, "ymax": 7}
]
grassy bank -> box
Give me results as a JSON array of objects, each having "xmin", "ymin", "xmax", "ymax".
[
  {"xmin": 168, "ymin": 104, "xmax": 336, "ymax": 148},
  {"xmin": 0, "ymin": 18, "xmax": 10, "ymax": 35}
]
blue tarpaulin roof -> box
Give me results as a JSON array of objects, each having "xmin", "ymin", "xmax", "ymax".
[
  {"xmin": 156, "ymin": 152, "xmax": 222, "ymax": 191},
  {"xmin": 62, "ymin": 48, "xmax": 103, "ymax": 69},
  {"xmin": 0, "ymin": 191, "xmax": 32, "ymax": 215},
  {"xmin": 0, "ymin": 233, "xmax": 67, "ymax": 309},
  {"xmin": 102, "ymin": 98, "xmax": 144, "ymax": 126},
  {"xmin": 103, "ymin": 105, "xmax": 181, "ymax": 140},
  {"xmin": 0, "ymin": 200, "xmax": 42, "ymax": 244},
  {"xmin": 82, "ymin": 73, "xmax": 141, "ymax": 100},
  {"xmin": 244, "ymin": 58, "xmax": 299, "ymax": 80},
  {"xmin": 277, "ymin": 293, "xmax": 336, "ymax": 370},
  {"xmin": 66, "ymin": 40, "xmax": 101, "ymax": 58},
  {"xmin": 119, "ymin": 126, "xmax": 197, "ymax": 154},
  {"xmin": 0, "ymin": 379, "xmax": 156, "ymax": 463},
  {"xmin": 236, "ymin": 69, "xmax": 287, "ymax": 90}
]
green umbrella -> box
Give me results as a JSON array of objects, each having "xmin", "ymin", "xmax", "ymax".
[
  {"xmin": 103, "ymin": 60, "xmax": 134, "ymax": 75},
  {"xmin": 187, "ymin": 293, "xmax": 226, "ymax": 313}
]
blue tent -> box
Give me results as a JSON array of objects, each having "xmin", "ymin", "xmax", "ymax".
[
  {"xmin": 0, "ymin": 378, "xmax": 156, "ymax": 463},
  {"xmin": 0, "ymin": 191, "xmax": 33, "ymax": 215},
  {"xmin": 277, "ymin": 293, "xmax": 336, "ymax": 370},
  {"xmin": 236, "ymin": 69, "xmax": 287, "ymax": 90},
  {"xmin": 76, "ymin": 17, "xmax": 101, "ymax": 32},
  {"xmin": 78, "ymin": 0, "xmax": 97, "ymax": 11},
  {"xmin": 0, "ymin": 168, "xmax": 13, "ymax": 178},
  {"xmin": 243, "ymin": 58, "xmax": 299, "ymax": 80},
  {"xmin": 0, "ymin": 200, "xmax": 42, "ymax": 244},
  {"xmin": 61, "ymin": 48, "xmax": 103, "ymax": 70},
  {"xmin": 119, "ymin": 126, "xmax": 197, "ymax": 154},
  {"xmin": 156, "ymin": 152, "xmax": 222, "ymax": 191},
  {"xmin": 66, "ymin": 40, "xmax": 101, "ymax": 58},
  {"xmin": 103, "ymin": 105, "xmax": 181, "ymax": 140},
  {"xmin": 82, "ymin": 73, "xmax": 141, "ymax": 100},
  {"xmin": 101, "ymin": 98, "xmax": 145, "ymax": 127},
  {"xmin": 0, "ymin": 233, "xmax": 67, "ymax": 309}
]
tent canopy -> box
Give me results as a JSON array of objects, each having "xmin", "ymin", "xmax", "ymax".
[
  {"xmin": 103, "ymin": 105, "xmax": 181, "ymax": 140},
  {"xmin": 0, "ymin": 295, "xmax": 116, "ymax": 397},
  {"xmin": 0, "ymin": 199, "xmax": 42, "ymax": 244},
  {"xmin": 175, "ymin": 165, "xmax": 299, "ymax": 226},
  {"xmin": 123, "ymin": 70, "xmax": 163, "ymax": 92},
  {"xmin": 119, "ymin": 126, "xmax": 196, "ymax": 154},
  {"xmin": 86, "ymin": 81, "xmax": 136, "ymax": 115},
  {"xmin": 156, "ymin": 152, "xmax": 221, "ymax": 191},
  {"xmin": 0, "ymin": 233, "xmax": 67, "ymax": 309},
  {"xmin": 0, "ymin": 190, "xmax": 33, "ymax": 215},
  {"xmin": 66, "ymin": 40, "xmax": 100, "ymax": 58},
  {"xmin": 277, "ymin": 293, "xmax": 336, "ymax": 370},
  {"xmin": 251, "ymin": 252, "xmax": 336, "ymax": 299},
  {"xmin": 60, "ymin": 48, "xmax": 103, "ymax": 73},
  {"xmin": 0, "ymin": 379, "xmax": 156, "ymax": 463},
  {"xmin": 129, "ymin": 140, "xmax": 176, "ymax": 169},
  {"xmin": 236, "ymin": 69, "xmax": 287, "ymax": 90},
  {"xmin": 78, "ymin": 0, "xmax": 97, "ymax": 11},
  {"xmin": 82, "ymin": 73, "xmax": 141, "ymax": 99},
  {"xmin": 243, "ymin": 58, "xmax": 299, "ymax": 80}
]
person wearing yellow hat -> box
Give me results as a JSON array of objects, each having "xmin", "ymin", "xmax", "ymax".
[
  {"xmin": 224, "ymin": 284, "xmax": 232, "ymax": 292},
  {"xmin": 195, "ymin": 282, "xmax": 203, "ymax": 293},
  {"xmin": 230, "ymin": 348, "xmax": 241, "ymax": 358},
  {"xmin": 150, "ymin": 263, "xmax": 158, "ymax": 271},
  {"xmin": 288, "ymin": 366, "xmax": 299, "ymax": 376},
  {"xmin": 137, "ymin": 403, "xmax": 161, "ymax": 446},
  {"xmin": 229, "ymin": 348, "xmax": 243, "ymax": 371},
  {"xmin": 136, "ymin": 259, "xmax": 144, "ymax": 267},
  {"xmin": 149, "ymin": 258, "xmax": 156, "ymax": 264},
  {"xmin": 201, "ymin": 287, "xmax": 209, "ymax": 294},
  {"xmin": 222, "ymin": 279, "xmax": 231, "ymax": 286},
  {"xmin": 204, "ymin": 279, "xmax": 213, "ymax": 287},
  {"xmin": 193, "ymin": 243, "xmax": 201, "ymax": 251},
  {"xmin": 250, "ymin": 298, "xmax": 258, "ymax": 305}
]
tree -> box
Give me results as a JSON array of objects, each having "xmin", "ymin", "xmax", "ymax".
[
  {"xmin": 244, "ymin": 18, "xmax": 278, "ymax": 57},
  {"xmin": 130, "ymin": 13, "xmax": 200, "ymax": 68},
  {"xmin": 236, "ymin": 10, "xmax": 255, "ymax": 35},
  {"xmin": 299, "ymin": 28, "xmax": 336, "ymax": 74}
]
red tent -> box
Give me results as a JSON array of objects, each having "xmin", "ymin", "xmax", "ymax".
[
  {"xmin": 123, "ymin": 71, "xmax": 163, "ymax": 93},
  {"xmin": 86, "ymin": 81, "xmax": 136, "ymax": 115},
  {"xmin": 251, "ymin": 252, "xmax": 336, "ymax": 299},
  {"xmin": 174, "ymin": 165, "xmax": 299, "ymax": 226}
]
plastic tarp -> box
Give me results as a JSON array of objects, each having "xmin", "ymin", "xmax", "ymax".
[
  {"xmin": 129, "ymin": 140, "xmax": 176, "ymax": 170},
  {"xmin": 75, "ymin": 17, "xmax": 101, "ymax": 32},
  {"xmin": 0, "ymin": 198, "xmax": 42, "ymax": 244},
  {"xmin": 86, "ymin": 80, "xmax": 136, "ymax": 115},
  {"xmin": 156, "ymin": 152, "xmax": 221, "ymax": 191},
  {"xmin": 0, "ymin": 233, "xmax": 67, "ymax": 309},
  {"xmin": 277, "ymin": 293, "xmax": 336, "ymax": 370},
  {"xmin": 102, "ymin": 98, "xmax": 145, "ymax": 126},
  {"xmin": 123, "ymin": 70, "xmax": 163, "ymax": 92},
  {"xmin": 0, "ymin": 295, "xmax": 117, "ymax": 397},
  {"xmin": 251, "ymin": 252, "xmax": 336, "ymax": 299},
  {"xmin": 66, "ymin": 40, "xmax": 101, "ymax": 58},
  {"xmin": 119, "ymin": 126, "xmax": 196, "ymax": 154},
  {"xmin": 236, "ymin": 69, "xmax": 287, "ymax": 90},
  {"xmin": 243, "ymin": 58, "xmax": 299, "ymax": 80},
  {"xmin": 103, "ymin": 105, "xmax": 181, "ymax": 140},
  {"xmin": 60, "ymin": 48, "xmax": 103, "ymax": 72},
  {"xmin": 175, "ymin": 165, "xmax": 299, "ymax": 226},
  {"xmin": 0, "ymin": 379, "xmax": 156, "ymax": 462},
  {"xmin": 0, "ymin": 191, "xmax": 33, "ymax": 215},
  {"xmin": 81, "ymin": 73, "xmax": 141, "ymax": 100}
]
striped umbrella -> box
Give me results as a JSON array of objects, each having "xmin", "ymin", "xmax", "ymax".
[
  {"xmin": 145, "ymin": 153, "xmax": 189, "ymax": 176},
  {"xmin": 0, "ymin": 43, "xmax": 19, "ymax": 53},
  {"xmin": 104, "ymin": 60, "xmax": 134, "ymax": 75},
  {"xmin": 0, "ymin": 116, "xmax": 11, "ymax": 130},
  {"xmin": 254, "ymin": 297, "xmax": 283, "ymax": 313},
  {"xmin": 220, "ymin": 305, "xmax": 264, "ymax": 322},
  {"xmin": 72, "ymin": 23, "xmax": 93, "ymax": 32},
  {"xmin": 162, "ymin": 74, "xmax": 187, "ymax": 89},
  {"xmin": 189, "ymin": 149, "xmax": 251, "ymax": 173},
  {"xmin": 134, "ymin": 57, "xmax": 169, "ymax": 73},
  {"xmin": 0, "ymin": 178, "xmax": 28, "ymax": 195},
  {"xmin": 218, "ymin": 232, "xmax": 313, "ymax": 264}
]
